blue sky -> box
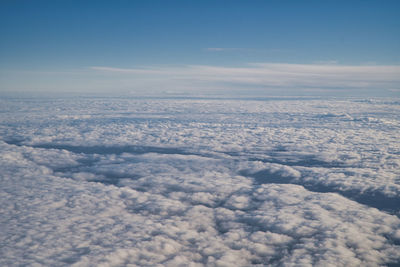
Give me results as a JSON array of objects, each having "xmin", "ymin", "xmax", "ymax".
[{"xmin": 1, "ymin": 0, "xmax": 399, "ymax": 96}]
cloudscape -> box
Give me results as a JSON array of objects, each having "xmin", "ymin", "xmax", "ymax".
[
  {"xmin": 89, "ymin": 63, "xmax": 400, "ymax": 95},
  {"xmin": 1, "ymin": 1, "xmax": 400, "ymax": 266}
]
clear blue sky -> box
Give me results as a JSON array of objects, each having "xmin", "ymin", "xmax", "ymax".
[{"xmin": 1, "ymin": 0, "xmax": 399, "ymax": 95}]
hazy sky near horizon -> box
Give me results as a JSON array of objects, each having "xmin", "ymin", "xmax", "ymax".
[{"xmin": 1, "ymin": 0, "xmax": 400, "ymax": 96}]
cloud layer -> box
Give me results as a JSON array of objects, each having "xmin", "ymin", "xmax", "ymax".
[
  {"xmin": 90, "ymin": 63, "xmax": 400, "ymax": 95},
  {"xmin": 1, "ymin": 97, "xmax": 400, "ymax": 266},
  {"xmin": 2, "ymin": 63, "xmax": 399, "ymax": 96}
]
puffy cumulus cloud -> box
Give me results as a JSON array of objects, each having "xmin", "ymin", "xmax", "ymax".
[
  {"xmin": 1, "ymin": 97, "xmax": 399, "ymax": 203},
  {"xmin": 89, "ymin": 63, "xmax": 400, "ymax": 95},
  {"xmin": 1, "ymin": 97, "xmax": 400, "ymax": 266}
]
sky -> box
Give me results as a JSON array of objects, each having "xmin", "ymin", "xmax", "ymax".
[{"xmin": 1, "ymin": 0, "xmax": 400, "ymax": 96}]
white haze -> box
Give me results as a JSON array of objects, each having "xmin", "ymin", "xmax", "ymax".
[{"xmin": 1, "ymin": 63, "xmax": 400, "ymax": 96}]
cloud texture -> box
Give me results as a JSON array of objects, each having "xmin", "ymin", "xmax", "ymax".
[
  {"xmin": 90, "ymin": 63, "xmax": 400, "ymax": 94},
  {"xmin": 1, "ymin": 97, "xmax": 400, "ymax": 266}
]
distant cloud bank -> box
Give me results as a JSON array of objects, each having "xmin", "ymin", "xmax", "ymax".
[
  {"xmin": 90, "ymin": 63, "xmax": 400, "ymax": 95},
  {"xmin": 1, "ymin": 63, "xmax": 399, "ymax": 96}
]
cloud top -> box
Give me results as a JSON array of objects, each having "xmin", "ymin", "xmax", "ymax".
[{"xmin": 1, "ymin": 97, "xmax": 400, "ymax": 266}]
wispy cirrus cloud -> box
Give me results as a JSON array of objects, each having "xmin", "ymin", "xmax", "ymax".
[
  {"xmin": 4, "ymin": 63, "xmax": 398, "ymax": 96},
  {"xmin": 205, "ymin": 47, "xmax": 243, "ymax": 52},
  {"xmin": 89, "ymin": 66, "xmax": 166, "ymax": 74},
  {"xmin": 89, "ymin": 63, "xmax": 400, "ymax": 95}
]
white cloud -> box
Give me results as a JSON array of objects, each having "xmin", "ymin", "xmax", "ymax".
[
  {"xmin": 90, "ymin": 66, "xmax": 165, "ymax": 74},
  {"xmin": 89, "ymin": 63, "xmax": 400, "ymax": 95},
  {"xmin": 205, "ymin": 47, "xmax": 242, "ymax": 52},
  {"xmin": 2, "ymin": 63, "xmax": 399, "ymax": 96},
  {"xmin": 206, "ymin": 47, "xmax": 227, "ymax": 51},
  {"xmin": 1, "ymin": 97, "xmax": 400, "ymax": 266}
]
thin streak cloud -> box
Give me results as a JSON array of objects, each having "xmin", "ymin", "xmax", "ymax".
[
  {"xmin": 89, "ymin": 63, "xmax": 400, "ymax": 93},
  {"xmin": 205, "ymin": 48, "xmax": 242, "ymax": 52}
]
